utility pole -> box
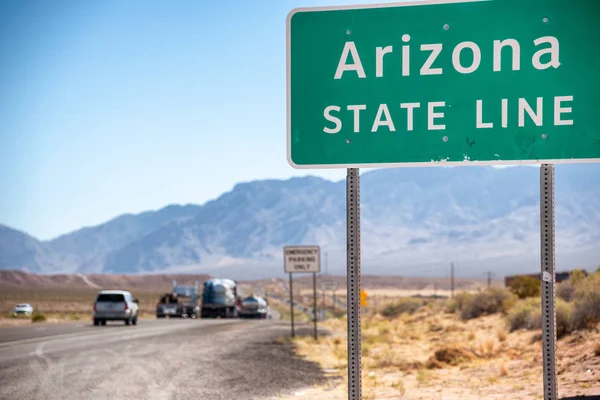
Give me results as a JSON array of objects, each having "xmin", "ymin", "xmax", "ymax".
[
  {"xmin": 332, "ymin": 290, "xmax": 336, "ymax": 313},
  {"xmin": 487, "ymin": 271, "xmax": 493, "ymax": 288},
  {"xmin": 450, "ymin": 262, "xmax": 455, "ymax": 299},
  {"xmin": 325, "ymin": 251, "xmax": 328, "ymax": 275}
]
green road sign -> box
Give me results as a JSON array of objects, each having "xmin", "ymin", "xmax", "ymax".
[{"xmin": 286, "ymin": 0, "xmax": 600, "ymax": 169}]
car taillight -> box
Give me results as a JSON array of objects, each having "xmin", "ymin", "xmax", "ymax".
[
  {"xmin": 124, "ymin": 302, "xmax": 128, "ymax": 311},
  {"xmin": 93, "ymin": 303, "xmax": 96, "ymax": 311}
]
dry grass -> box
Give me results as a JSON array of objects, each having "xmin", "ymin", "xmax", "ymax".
[
  {"xmin": 284, "ymin": 291, "xmax": 600, "ymax": 400},
  {"xmin": 497, "ymin": 329, "xmax": 508, "ymax": 342},
  {"xmin": 428, "ymin": 347, "xmax": 474, "ymax": 366},
  {"xmin": 380, "ymin": 298, "xmax": 423, "ymax": 318}
]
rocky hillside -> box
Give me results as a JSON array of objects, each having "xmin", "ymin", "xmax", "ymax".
[{"xmin": 1, "ymin": 165, "xmax": 599, "ymax": 279}]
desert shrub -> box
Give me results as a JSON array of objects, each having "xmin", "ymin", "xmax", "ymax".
[
  {"xmin": 555, "ymin": 300, "xmax": 575, "ymax": 338},
  {"xmin": 571, "ymin": 273, "xmax": 600, "ymax": 330},
  {"xmin": 429, "ymin": 347, "xmax": 474, "ymax": 366},
  {"xmin": 506, "ymin": 297, "xmax": 574, "ymax": 338},
  {"xmin": 31, "ymin": 313, "xmax": 47, "ymax": 323},
  {"xmin": 509, "ymin": 276, "xmax": 541, "ymax": 299},
  {"xmin": 507, "ymin": 297, "xmax": 539, "ymax": 332},
  {"xmin": 557, "ymin": 269, "xmax": 591, "ymax": 302},
  {"xmin": 460, "ymin": 287, "xmax": 516, "ymax": 320},
  {"xmin": 380, "ymin": 298, "xmax": 423, "ymax": 318},
  {"xmin": 502, "ymin": 295, "xmax": 518, "ymax": 312},
  {"xmin": 569, "ymin": 269, "xmax": 588, "ymax": 285},
  {"xmin": 445, "ymin": 292, "xmax": 473, "ymax": 314},
  {"xmin": 556, "ymin": 280, "xmax": 576, "ymax": 302}
]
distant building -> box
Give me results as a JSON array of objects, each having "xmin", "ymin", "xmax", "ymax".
[{"xmin": 504, "ymin": 270, "xmax": 588, "ymax": 287}]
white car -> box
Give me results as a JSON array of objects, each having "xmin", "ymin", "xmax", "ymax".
[
  {"xmin": 93, "ymin": 290, "xmax": 139, "ymax": 326},
  {"xmin": 12, "ymin": 303, "xmax": 33, "ymax": 317}
]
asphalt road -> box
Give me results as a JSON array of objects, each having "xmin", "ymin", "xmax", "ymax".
[{"xmin": 0, "ymin": 319, "xmax": 327, "ymax": 400}]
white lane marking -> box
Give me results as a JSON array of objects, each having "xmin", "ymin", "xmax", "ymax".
[
  {"xmin": 1, "ymin": 319, "xmax": 240, "ymax": 352},
  {"xmin": 35, "ymin": 342, "xmax": 45, "ymax": 357}
]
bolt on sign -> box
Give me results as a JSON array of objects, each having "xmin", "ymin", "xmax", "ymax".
[
  {"xmin": 284, "ymin": 245, "xmax": 321, "ymax": 273},
  {"xmin": 286, "ymin": 0, "xmax": 600, "ymax": 169}
]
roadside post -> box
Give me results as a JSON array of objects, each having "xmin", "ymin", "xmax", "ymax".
[
  {"xmin": 284, "ymin": 245, "xmax": 321, "ymax": 341},
  {"xmin": 288, "ymin": 272, "xmax": 294, "ymax": 338},
  {"xmin": 321, "ymin": 278, "xmax": 339, "ymax": 318},
  {"xmin": 287, "ymin": 0, "xmax": 600, "ymax": 398},
  {"xmin": 540, "ymin": 164, "xmax": 557, "ymax": 399},
  {"xmin": 313, "ymin": 272, "xmax": 318, "ymax": 340},
  {"xmin": 332, "ymin": 289, "xmax": 336, "ymax": 313}
]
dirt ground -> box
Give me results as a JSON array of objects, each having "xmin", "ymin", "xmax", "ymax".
[{"xmin": 271, "ymin": 306, "xmax": 600, "ymax": 400}]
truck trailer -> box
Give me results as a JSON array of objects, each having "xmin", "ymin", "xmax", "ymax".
[
  {"xmin": 201, "ymin": 278, "xmax": 238, "ymax": 318},
  {"xmin": 156, "ymin": 280, "xmax": 200, "ymax": 318}
]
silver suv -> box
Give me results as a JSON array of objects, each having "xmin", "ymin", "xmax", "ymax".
[{"xmin": 93, "ymin": 290, "xmax": 139, "ymax": 326}]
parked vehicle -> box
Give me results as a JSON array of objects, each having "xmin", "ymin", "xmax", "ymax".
[
  {"xmin": 201, "ymin": 278, "xmax": 238, "ymax": 318},
  {"xmin": 93, "ymin": 290, "xmax": 139, "ymax": 326},
  {"xmin": 156, "ymin": 280, "xmax": 200, "ymax": 318},
  {"xmin": 12, "ymin": 303, "xmax": 33, "ymax": 317},
  {"xmin": 238, "ymin": 296, "xmax": 270, "ymax": 319}
]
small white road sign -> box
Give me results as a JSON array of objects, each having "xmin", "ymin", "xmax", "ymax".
[
  {"xmin": 321, "ymin": 280, "xmax": 338, "ymax": 291},
  {"xmin": 284, "ymin": 245, "xmax": 320, "ymax": 273}
]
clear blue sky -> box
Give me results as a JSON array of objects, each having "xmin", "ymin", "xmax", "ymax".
[{"xmin": 1, "ymin": 0, "xmax": 406, "ymax": 240}]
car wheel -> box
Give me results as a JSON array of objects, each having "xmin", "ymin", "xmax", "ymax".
[
  {"xmin": 125, "ymin": 318, "xmax": 130, "ymax": 326},
  {"xmin": 101, "ymin": 320, "xmax": 106, "ymax": 326},
  {"xmin": 93, "ymin": 319, "xmax": 99, "ymax": 326},
  {"xmin": 132, "ymin": 316, "xmax": 137, "ymax": 325}
]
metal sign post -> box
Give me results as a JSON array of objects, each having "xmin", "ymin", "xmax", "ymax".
[
  {"xmin": 540, "ymin": 164, "xmax": 557, "ymax": 400},
  {"xmin": 313, "ymin": 272, "xmax": 318, "ymax": 340},
  {"xmin": 346, "ymin": 168, "xmax": 361, "ymax": 400},
  {"xmin": 289, "ymin": 273, "xmax": 295, "ymax": 338}
]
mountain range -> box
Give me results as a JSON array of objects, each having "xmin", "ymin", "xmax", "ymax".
[{"xmin": 1, "ymin": 165, "xmax": 599, "ymax": 279}]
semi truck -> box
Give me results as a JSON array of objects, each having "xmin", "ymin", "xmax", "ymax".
[
  {"xmin": 156, "ymin": 280, "xmax": 200, "ymax": 318},
  {"xmin": 201, "ymin": 278, "xmax": 239, "ymax": 318}
]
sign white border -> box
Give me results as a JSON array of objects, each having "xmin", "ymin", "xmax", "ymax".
[
  {"xmin": 285, "ymin": 0, "xmax": 600, "ymax": 169},
  {"xmin": 284, "ymin": 245, "xmax": 321, "ymax": 273}
]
